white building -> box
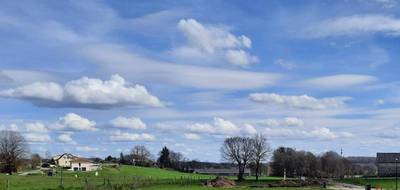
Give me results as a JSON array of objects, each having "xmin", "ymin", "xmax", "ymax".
[
  {"xmin": 53, "ymin": 153, "xmax": 77, "ymax": 168},
  {"xmin": 70, "ymin": 157, "xmax": 100, "ymax": 172}
]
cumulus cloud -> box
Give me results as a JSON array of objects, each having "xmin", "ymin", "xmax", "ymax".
[
  {"xmin": 58, "ymin": 133, "xmax": 76, "ymax": 144},
  {"xmin": 184, "ymin": 133, "xmax": 201, "ymax": 140},
  {"xmin": 173, "ymin": 18, "xmax": 258, "ymax": 66},
  {"xmin": 249, "ymin": 93, "xmax": 350, "ymax": 110},
  {"xmin": 225, "ymin": 50, "xmax": 259, "ymax": 67},
  {"xmin": 109, "ymin": 131, "xmax": 155, "ymax": 141},
  {"xmin": 110, "ymin": 116, "xmax": 146, "ymax": 130},
  {"xmin": 243, "ymin": 124, "xmax": 257, "ymax": 135},
  {"xmin": 264, "ymin": 127, "xmax": 353, "ymax": 140},
  {"xmin": 309, "ymin": 127, "xmax": 338, "ymax": 140},
  {"xmin": 76, "ymin": 146, "xmax": 99, "ymax": 152},
  {"xmin": 185, "ymin": 117, "xmax": 241, "ymax": 135},
  {"xmin": 305, "ymin": 14, "xmax": 400, "ymax": 38},
  {"xmin": 0, "ymin": 82, "xmax": 64, "ymax": 101},
  {"xmin": 24, "ymin": 122, "xmax": 49, "ymax": 133},
  {"xmin": 25, "ymin": 133, "xmax": 51, "ymax": 142},
  {"xmin": 51, "ymin": 113, "xmax": 96, "ymax": 131},
  {"xmin": 300, "ymin": 74, "xmax": 377, "ymax": 90},
  {"xmin": 0, "ymin": 75, "xmax": 162, "ymax": 108},
  {"xmin": 259, "ymin": 117, "xmax": 304, "ymax": 127}
]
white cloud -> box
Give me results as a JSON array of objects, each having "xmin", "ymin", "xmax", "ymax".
[
  {"xmin": 274, "ymin": 59, "xmax": 295, "ymax": 70},
  {"xmin": 264, "ymin": 127, "xmax": 352, "ymax": 141},
  {"xmin": 58, "ymin": 133, "xmax": 76, "ymax": 144},
  {"xmin": 0, "ymin": 75, "xmax": 162, "ymax": 108},
  {"xmin": 173, "ymin": 18, "xmax": 258, "ymax": 66},
  {"xmin": 186, "ymin": 123, "xmax": 214, "ymax": 134},
  {"xmin": 25, "ymin": 133, "xmax": 51, "ymax": 142},
  {"xmin": 249, "ymin": 93, "xmax": 350, "ymax": 110},
  {"xmin": 300, "ymin": 74, "xmax": 377, "ymax": 89},
  {"xmin": 0, "ymin": 70, "xmax": 57, "ymax": 85},
  {"xmin": 309, "ymin": 127, "xmax": 338, "ymax": 140},
  {"xmin": 225, "ymin": 50, "xmax": 258, "ymax": 67},
  {"xmin": 110, "ymin": 116, "xmax": 146, "ymax": 130},
  {"xmin": 76, "ymin": 146, "xmax": 99, "ymax": 152},
  {"xmin": 186, "ymin": 117, "xmax": 241, "ymax": 135},
  {"xmin": 184, "ymin": 133, "xmax": 201, "ymax": 140},
  {"xmin": 305, "ymin": 14, "xmax": 400, "ymax": 38},
  {"xmin": 83, "ymin": 44, "xmax": 282, "ymax": 90},
  {"xmin": 0, "ymin": 82, "xmax": 64, "ymax": 101},
  {"xmin": 109, "ymin": 131, "xmax": 155, "ymax": 141},
  {"xmin": 51, "ymin": 113, "xmax": 96, "ymax": 131},
  {"xmin": 259, "ymin": 117, "xmax": 304, "ymax": 127},
  {"xmin": 25, "ymin": 122, "xmax": 49, "ymax": 133},
  {"xmin": 283, "ymin": 117, "xmax": 304, "ymax": 127},
  {"xmin": 243, "ymin": 124, "xmax": 257, "ymax": 135}
]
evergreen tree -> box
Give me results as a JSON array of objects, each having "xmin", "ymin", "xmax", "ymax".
[
  {"xmin": 157, "ymin": 146, "xmax": 171, "ymax": 168},
  {"xmin": 119, "ymin": 152, "xmax": 125, "ymax": 164}
]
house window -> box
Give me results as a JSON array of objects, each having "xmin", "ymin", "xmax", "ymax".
[
  {"xmin": 74, "ymin": 167, "xmax": 78, "ymax": 171},
  {"xmin": 82, "ymin": 167, "xmax": 86, "ymax": 171}
]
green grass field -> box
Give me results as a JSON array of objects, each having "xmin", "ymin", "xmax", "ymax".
[
  {"xmin": 341, "ymin": 177, "xmax": 400, "ymax": 190},
  {"xmin": 0, "ymin": 165, "xmax": 290, "ymax": 190}
]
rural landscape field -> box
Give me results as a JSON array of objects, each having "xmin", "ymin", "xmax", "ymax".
[{"xmin": 1, "ymin": 0, "xmax": 400, "ymax": 189}]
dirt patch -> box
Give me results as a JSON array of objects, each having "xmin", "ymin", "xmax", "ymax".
[{"xmin": 205, "ymin": 176, "xmax": 236, "ymax": 188}]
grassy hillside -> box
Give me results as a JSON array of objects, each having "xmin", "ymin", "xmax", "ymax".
[
  {"xmin": 0, "ymin": 165, "xmax": 212, "ymax": 190},
  {"xmin": 0, "ymin": 165, "xmax": 287, "ymax": 190},
  {"xmin": 341, "ymin": 178, "xmax": 398, "ymax": 189}
]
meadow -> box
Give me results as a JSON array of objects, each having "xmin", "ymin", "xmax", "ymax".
[
  {"xmin": 0, "ymin": 165, "xmax": 326, "ymax": 190},
  {"xmin": 342, "ymin": 177, "xmax": 400, "ymax": 190}
]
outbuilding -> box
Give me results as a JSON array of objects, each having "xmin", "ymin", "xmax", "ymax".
[{"xmin": 70, "ymin": 158, "xmax": 100, "ymax": 172}]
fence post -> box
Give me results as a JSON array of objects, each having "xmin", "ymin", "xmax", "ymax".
[{"xmin": 6, "ymin": 179, "xmax": 9, "ymax": 190}]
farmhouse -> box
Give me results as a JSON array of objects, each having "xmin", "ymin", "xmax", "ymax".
[
  {"xmin": 193, "ymin": 168, "xmax": 251, "ymax": 176},
  {"xmin": 376, "ymin": 153, "xmax": 400, "ymax": 177},
  {"xmin": 70, "ymin": 157, "xmax": 100, "ymax": 172},
  {"xmin": 53, "ymin": 153, "xmax": 77, "ymax": 168}
]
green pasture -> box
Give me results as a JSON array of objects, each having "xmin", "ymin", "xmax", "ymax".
[
  {"xmin": 0, "ymin": 165, "xmax": 286, "ymax": 190},
  {"xmin": 341, "ymin": 177, "xmax": 400, "ymax": 190}
]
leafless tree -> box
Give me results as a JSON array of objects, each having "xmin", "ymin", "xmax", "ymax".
[
  {"xmin": 31, "ymin": 153, "xmax": 41, "ymax": 169},
  {"xmin": 221, "ymin": 136, "xmax": 254, "ymax": 181},
  {"xmin": 0, "ymin": 130, "xmax": 29, "ymax": 174},
  {"xmin": 131, "ymin": 145, "xmax": 152, "ymax": 166},
  {"xmin": 252, "ymin": 134, "xmax": 272, "ymax": 181}
]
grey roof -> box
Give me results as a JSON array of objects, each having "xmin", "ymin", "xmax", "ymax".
[
  {"xmin": 194, "ymin": 168, "xmax": 250, "ymax": 174},
  {"xmin": 377, "ymin": 153, "xmax": 400, "ymax": 163},
  {"xmin": 54, "ymin": 153, "xmax": 76, "ymax": 161}
]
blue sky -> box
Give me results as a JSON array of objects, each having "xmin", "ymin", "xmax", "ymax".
[{"xmin": 1, "ymin": 0, "xmax": 400, "ymax": 161}]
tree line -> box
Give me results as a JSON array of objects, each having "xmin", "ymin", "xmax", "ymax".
[{"xmin": 0, "ymin": 130, "xmax": 374, "ymax": 179}]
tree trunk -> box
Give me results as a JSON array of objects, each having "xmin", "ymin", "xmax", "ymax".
[
  {"xmin": 237, "ymin": 164, "xmax": 245, "ymax": 181},
  {"xmin": 255, "ymin": 161, "xmax": 260, "ymax": 181}
]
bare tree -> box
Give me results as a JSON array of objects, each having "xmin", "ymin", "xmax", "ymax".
[
  {"xmin": 0, "ymin": 130, "xmax": 29, "ymax": 174},
  {"xmin": 252, "ymin": 134, "xmax": 271, "ymax": 181},
  {"xmin": 131, "ymin": 145, "xmax": 152, "ymax": 166},
  {"xmin": 221, "ymin": 136, "xmax": 254, "ymax": 181}
]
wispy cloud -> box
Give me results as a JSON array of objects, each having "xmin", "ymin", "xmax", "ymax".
[{"xmin": 304, "ymin": 14, "xmax": 400, "ymax": 38}]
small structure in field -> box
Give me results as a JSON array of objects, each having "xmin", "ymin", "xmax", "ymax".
[
  {"xmin": 70, "ymin": 157, "xmax": 100, "ymax": 172},
  {"xmin": 194, "ymin": 168, "xmax": 251, "ymax": 176},
  {"xmin": 376, "ymin": 152, "xmax": 400, "ymax": 177}
]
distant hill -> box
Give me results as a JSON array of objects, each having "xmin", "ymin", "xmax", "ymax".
[{"xmin": 346, "ymin": 156, "xmax": 376, "ymax": 164}]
